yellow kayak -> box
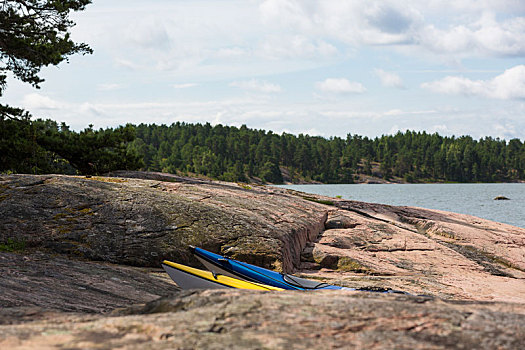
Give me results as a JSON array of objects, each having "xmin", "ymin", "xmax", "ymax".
[{"xmin": 162, "ymin": 260, "xmax": 283, "ymax": 291}]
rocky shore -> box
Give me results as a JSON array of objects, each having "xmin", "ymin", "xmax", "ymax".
[{"xmin": 1, "ymin": 172, "xmax": 524, "ymax": 349}]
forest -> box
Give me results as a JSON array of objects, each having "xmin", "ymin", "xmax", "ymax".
[
  {"xmin": 2, "ymin": 118, "xmax": 524, "ymax": 184},
  {"xmin": 130, "ymin": 122, "xmax": 525, "ymax": 183}
]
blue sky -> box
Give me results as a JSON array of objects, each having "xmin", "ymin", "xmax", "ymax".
[{"xmin": 3, "ymin": 0, "xmax": 525, "ymax": 139}]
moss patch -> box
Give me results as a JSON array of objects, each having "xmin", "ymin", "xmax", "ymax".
[
  {"xmin": 0, "ymin": 183, "xmax": 11, "ymax": 201},
  {"xmin": 442, "ymin": 243, "xmax": 518, "ymax": 277},
  {"xmin": 337, "ymin": 257, "xmax": 371, "ymax": 274},
  {"xmin": 432, "ymin": 230, "xmax": 458, "ymax": 240},
  {"xmin": 57, "ymin": 225, "xmax": 73, "ymax": 235},
  {"xmin": 285, "ymin": 190, "xmax": 336, "ymax": 206},
  {"xmin": 53, "ymin": 213, "xmax": 68, "ymax": 220},
  {"xmin": 478, "ymin": 250, "xmax": 524, "ymax": 272},
  {"xmin": 75, "ymin": 208, "xmax": 94, "ymax": 215},
  {"xmin": 85, "ymin": 176, "xmax": 128, "ymax": 183},
  {"xmin": 303, "ymin": 196, "xmax": 334, "ymax": 206},
  {"xmin": 0, "ymin": 238, "xmax": 27, "ymax": 252}
]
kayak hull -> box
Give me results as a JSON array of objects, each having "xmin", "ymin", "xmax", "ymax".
[
  {"xmin": 162, "ymin": 262, "xmax": 230, "ymax": 290},
  {"xmin": 161, "ymin": 260, "xmax": 283, "ymax": 291}
]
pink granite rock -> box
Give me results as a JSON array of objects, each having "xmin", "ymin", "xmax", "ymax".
[{"xmin": 1, "ymin": 172, "xmax": 525, "ymax": 349}]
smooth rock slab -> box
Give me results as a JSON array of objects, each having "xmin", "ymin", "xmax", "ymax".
[
  {"xmin": 0, "ymin": 251, "xmax": 176, "ymax": 321},
  {"xmin": 298, "ymin": 201, "xmax": 525, "ymax": 303},
  {"xmin": 0, "ymin": 174, "xmax": 328, "ymax": 271},
  {"xmin": 1, "ymin": 289, "xmax": 524, "ymax": 349}
]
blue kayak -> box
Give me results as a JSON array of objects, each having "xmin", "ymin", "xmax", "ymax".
[{"xmin": 190, "ymin": 246, "xmax": 350, "ymax": 290}]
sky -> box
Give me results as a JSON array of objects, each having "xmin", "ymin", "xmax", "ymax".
[{"xmin": 3, "ymin": 0, "xmax": 525, "ymax": 139}]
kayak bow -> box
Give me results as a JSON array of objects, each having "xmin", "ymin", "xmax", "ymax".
[{"xmin": 161, "ymin": 260, "xmax": 283, "ymax": 291}]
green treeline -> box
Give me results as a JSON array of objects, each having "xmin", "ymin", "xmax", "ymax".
[
  {"xmin": 2, "ymin": 119, "xmax": 525, "ymax": 183},
  {"xmin": 0, "ymin": 118, "xmax": 142, "ymax": 175},
  {"xmin": 130, "ymin": 122, "xmax": 525, "ymax": 183}
]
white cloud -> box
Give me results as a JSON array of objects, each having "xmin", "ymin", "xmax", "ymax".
[
  {"xmin": 11, "ymin": 87, "xmax": 524, "ymax": 140},
  {"xmin": 260, "ymin": 1, "xmax": 421, "ymax": 47},
  {"xmin": 489, "ymin": 65, "xmax": 525, "ymax": 99},
  {"xmin": 21, "ymin": 93, "xmax": 61, "ymax": 110},
  {"xmin": 68, "ymin": 0, "xmax": 525, "ymax": 85},
  {"xmin": 375, "ymin": 69, "xmax": 405, "ymax": 88},
  {"xmin": 258, "ymin": 35, "xmax": 338, "ymax": 59},
  {"xmin": 114, "ymin": 58, "xmax": 141, "ymax": 70},
  {"xmin": 97, "ymin": 83, "xmax": 124, "ymax": 91},
  {"xmin": 215, "ymin": 47, "xmax": 247, "ymax": 58},
  {"xmin": 80, "ymin": 102, "xmax": 104, "ymax": 116},
  {"xmin": 384, "ymin": 109, "xmax": 403, "ymax": 116},
  {"xmin": 315, "ymin": 78, "xmax": 366, "ymax": 94},
  {"xmin": 418, "ymin": 15, "xmax": 525, "ymax": 57},
  {"xmin": 430, "ymin": 124, "xmax": 449, "ymax": 134},
  {"xmin": 173, "ymin": 83, "xmax": 198, "ymax": 89},
  {"xmin": 421, "ymin": 65, "xmax": 525, "ymax": 99},
  {"xmin": 124, "ymin": 16, "xmax": 170, "ymax": 50},
  {"xmin": 419, "ymin": 0, "xmax": 525, "ymax": 14},
  {"xmin": 229, "ymin": 79, "xmax": 282, "ymax": 93},
  {"xmin": 259, "ymin": 1, "xmax": 525, "ymax": 57},
  {"xmin": 259, "ymin": 0, "xmax": 314, "ymax": 32},
  {"xmin": 493, "ymin": 122, "xmax": 516, "ymax": 138},
  {"xmin": 365, "ymin": 4, "xmax": 417, "ymax": 34}
]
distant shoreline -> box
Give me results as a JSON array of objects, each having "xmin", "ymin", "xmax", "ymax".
[{"xmin": 279, "ymin": 177, "xmax": 525, "ymax": 185}]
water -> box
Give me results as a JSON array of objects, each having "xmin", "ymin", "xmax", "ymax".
[{"xmin": 277, "ymin": 183, "xmax": 525, "ymax": 228}]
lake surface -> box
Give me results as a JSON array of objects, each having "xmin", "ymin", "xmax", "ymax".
[{"xmin": 277, "ymin": 183, "xmax": 525, "ymax": 229}]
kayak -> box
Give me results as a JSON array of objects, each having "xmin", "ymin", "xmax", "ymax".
[
  {"xmin": 190, "ymin": 246, "xmax": 350, "ymax": 291},
  {"xmin": 161, "ymin": 260, "xmax": 284, "ymax": 291}
]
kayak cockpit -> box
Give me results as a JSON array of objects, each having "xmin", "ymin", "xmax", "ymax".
[{"xmin": 281, "ymin": 274, "xmax": 331, "ymax": 289}]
